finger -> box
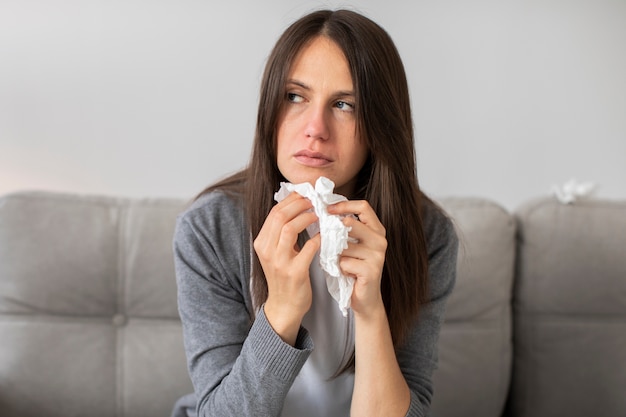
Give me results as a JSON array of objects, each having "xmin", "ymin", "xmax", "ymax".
[
  {"xmin": 341, "ymin": 217, "xmax": 388, "ymax": 254},
  {"xmin": 264, "ymin": 194, "xmax": 313, "ymax": 242},
  {"xmin": 272, "ymin": 193, "xmax": 313, "ymax": 221},
  {"xmin": 327, "ymin": 200, "xmax": 385, "ymax": 235},
  {"xmin": 340, "ymin": 240, "xmax": 368, "ymax": 260},
  {"xmin": 255, "ymin": 194, "xmax": 311, "ymax": 255},
  {"xmin": 276, "ymin": 211, "xmax": 319, "ymax": 253},
  {"xmin": 339, "ymin": 256, "xmax": 381, "ymax": 282},
  {"xmin": 298, "ymin": 233, "xmax": 321, "ymax": 263},
  {"xmin": 341, "ymin": 238, "xmax": 386, "ymax": 265}
]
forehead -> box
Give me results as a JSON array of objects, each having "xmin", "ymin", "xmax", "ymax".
[{"xmin": 288, "ymin": 36, "xmax": 353, "ymax": 88}]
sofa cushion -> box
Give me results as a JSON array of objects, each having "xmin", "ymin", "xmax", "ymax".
[
  {"xmin": 0, "ymin": 191, "xmax": 193, "ymax": 417},
  {"xmin": 431, "ymin": 198, "xmax": 516, "ymax": 417},
  {"xmin": 510, "ymin": 197, "xmax": 626, "ymax": 417}
]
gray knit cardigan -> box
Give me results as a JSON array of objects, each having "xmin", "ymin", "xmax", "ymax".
[{"xmin": 171, "ymin": 190, "xmax": 458, "ymax": 417}]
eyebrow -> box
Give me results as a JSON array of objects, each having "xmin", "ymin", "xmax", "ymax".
[{"xmin": 286, "ymin": 79, "xmax": 355, "ymax": 97}]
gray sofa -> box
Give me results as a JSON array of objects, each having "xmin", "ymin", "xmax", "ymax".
[{"xmin": 1, "ymin": 191, "xmax": 625, "ymax": 417}]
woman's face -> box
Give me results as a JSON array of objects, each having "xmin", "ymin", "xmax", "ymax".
[{"xmin": 276, "ymin": 36, "xmax": 369, "ymax": 198}]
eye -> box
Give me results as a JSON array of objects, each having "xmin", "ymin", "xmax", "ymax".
[
  {"xmin": 335, "ymin": 100, "xmax": 355, "ymax": 112},
  {"xmin": 287, "ymin": 92, "xmax": 304, "ymax": 103}
]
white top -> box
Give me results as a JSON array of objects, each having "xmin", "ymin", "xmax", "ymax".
[{"xmin": 281, "ymin": 252, "xmax": 355, "ymax": 416}]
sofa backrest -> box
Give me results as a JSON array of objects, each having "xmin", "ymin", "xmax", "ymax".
[
  {"xmin": 431, "ymin": 198, "xmax": 517, "ymax": 417},
  {"xmin": 510, "ymin": 198, "xmax": 626, "ymax": 417},
  {"xmin": 0, "ymin": 192, "xmax": 193, "ymax": 417}
]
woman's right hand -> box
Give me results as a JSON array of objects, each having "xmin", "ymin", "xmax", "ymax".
[{"xmin": 253, "ymin": 192, "xmax": 321, "ymax": 346}]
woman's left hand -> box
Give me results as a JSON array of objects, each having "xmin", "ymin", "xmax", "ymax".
[{"xmin": 327, "ymin": 200, "xmax": 387, "ymax": 318}]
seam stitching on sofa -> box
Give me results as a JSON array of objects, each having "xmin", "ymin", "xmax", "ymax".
[{"xmin": 116, "ymin": 202, "xmax": 128, "ymax": 417}]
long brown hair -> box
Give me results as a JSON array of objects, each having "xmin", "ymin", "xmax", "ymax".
[{"xmin": 202, "ymin": 9, "xmax": 429, "ymax": 361}]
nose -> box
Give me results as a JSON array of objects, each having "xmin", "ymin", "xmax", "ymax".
[{"xmin": 304, "ymin": 105, "xmax": 330, "ymax": 141}]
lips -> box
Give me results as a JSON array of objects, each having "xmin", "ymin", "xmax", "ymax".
[{"xmin": 293, "ymin": 150, "xmax": 333, "ymax": 167}]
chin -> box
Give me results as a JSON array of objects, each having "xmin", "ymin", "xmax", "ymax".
[{"xmin": 281, "ymin": 170, "xmax": 323, "ymax": 187}]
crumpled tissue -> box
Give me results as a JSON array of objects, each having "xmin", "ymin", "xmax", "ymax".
[
  {"xmin": 274, "ymin": 176, "xmax": 355, "ymax": 317},
  {"xmin": 552, "ymin": 178, "xmax": 597, "ymax": 204}
]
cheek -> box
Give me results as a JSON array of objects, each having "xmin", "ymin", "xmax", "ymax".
[
  {"xmin": 276, "ymin": 113, "xmax": 297, "ymax": 144},
  {"xmin": 351, "ymin": 152, "xmax": 368, "ymax": 176},
  {"xmin": 275, "ymin": 126, "xmax": 295, "ymax": 179},
  {"xmin": 350, "ymin": 146, "xmax": 369, "ymax": 178},
  {"xmin": 349, "ymin": 137, "xmax": 368, "ymax": 165},
  {"xmin": 276, "ymin": 117, "xmax": 307, "ymax": 162}
]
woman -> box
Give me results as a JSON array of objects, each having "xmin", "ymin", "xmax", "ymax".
[{"xmin": 171, "ymin": 9, "xmax": 458, "ymax": 417}]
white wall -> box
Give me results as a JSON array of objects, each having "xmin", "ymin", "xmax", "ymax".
[{"xmin": 1, "ymin": 0, "xmax": 625, "ymax": 210}]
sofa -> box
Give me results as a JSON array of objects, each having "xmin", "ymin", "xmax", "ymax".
[{"xmin": 0, "ymin": 190, "xmax": 624, "ymax": 417}]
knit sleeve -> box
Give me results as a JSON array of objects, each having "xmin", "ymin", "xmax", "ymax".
[
  {"xmin": 173, "ymin": 193, "xmax": 313, "ymax": 417},
  {"xmin": 397, "ymin": 204, "xmax": 459, "ymax": 417}
]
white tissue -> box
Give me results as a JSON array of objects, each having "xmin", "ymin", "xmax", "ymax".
[
  {"xmin": 552, "ymin": 178, "xmax": 597, "ymax": 204},
  {"xmin": 274, "ymin": 177, "xmax": 355, "ymax": 317}
]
